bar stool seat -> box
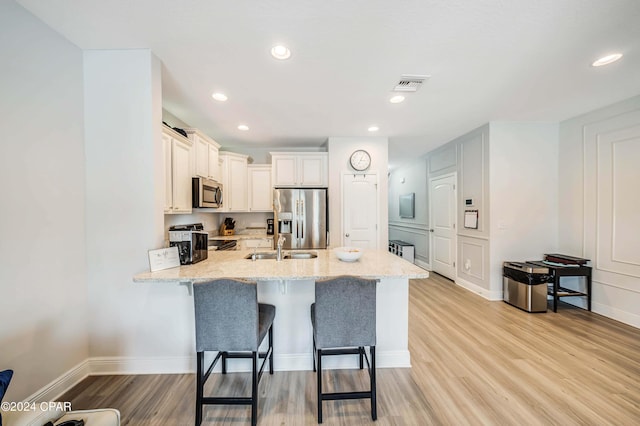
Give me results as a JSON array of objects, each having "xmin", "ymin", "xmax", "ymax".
[
  {"xmin": 193, "ymin": 278, "xmax": 275, "ymax": 426},
  {"xmin": 310, "ymin": 275, "xmax": 377, "ymax": 423}
]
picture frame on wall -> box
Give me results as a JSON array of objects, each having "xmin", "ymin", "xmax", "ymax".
[{"xmin": 399, "ymin": 193, "xmax": 415, "ymax": 218}]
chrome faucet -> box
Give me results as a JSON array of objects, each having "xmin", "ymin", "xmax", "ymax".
[{"xmin": 276, "ymin": 235, "xmax": 286, "ymax": 261}]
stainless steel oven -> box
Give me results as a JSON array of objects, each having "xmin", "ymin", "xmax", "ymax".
[{"xmin": 192, "ymin": 177, "xmax": 222, "ymax": 208}]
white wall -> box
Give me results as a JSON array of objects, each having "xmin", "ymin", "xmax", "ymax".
[
  {"xmin": 488, "ymin": 122, "xmax": 559, "ymax": 294},
  {"xmin": 0, "ymin": 1, "xmax": 88, "ymax": 400},
  {"xmin": 559, "ymin": 95, "xmax": 640, "ymax": 327},
  {"xmin": 84, "ymin": 50, "xmax": 195, "ymax": 369},
  {"xmin": 388, "ymin": 159, "xmax": 429, "ymax": 267},
  {"xmin": 327, "ymin": 137, "xmax": 389, "ymax": 249}
]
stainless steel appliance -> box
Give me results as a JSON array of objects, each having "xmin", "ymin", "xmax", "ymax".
[
  {"xmin": 169, "ymin": 223, "xmax": 208, "ymax": 264},
  {"xmin": 503, "ymin": 262, "xmax": 551, "ymax": 312},
  {"xmin": 273, "ymin": 188, "xmax": 327, "ymax": 249},
  {"xmin": 192, "ymin": 177, "xmax": 222, "ymax": 208}
]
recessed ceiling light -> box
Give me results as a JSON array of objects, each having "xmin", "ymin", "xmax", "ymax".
[
  {"xmin": 368, "ymin": 126, "xmax": 379, "ymax": 132},
  {"xmin": 237, "ymin": 124, "xmax": 249, "ymax": 131},
  {"xmin": 389, "ymin": 95, "xmax": 405, "ymax": 104},
  {"xmin": 592, "ymin": 53, "xmax": 623, "ymax": 67},
  {"xmin": 212, "ymin": 93, "xmax": 228, "ymax": 102},
  {"xmin": 271, "ymin": 44, "xmax": 291, "ymax": 60}
]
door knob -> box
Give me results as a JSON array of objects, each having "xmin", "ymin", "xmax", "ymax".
[{"xmin": 345, "ymin": 233, "xmax": 350, "ymax": 237}]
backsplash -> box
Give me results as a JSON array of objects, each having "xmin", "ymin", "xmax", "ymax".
[{"xmin": 164, "ymin": 211, "xmax": 273, "ymax": 242}]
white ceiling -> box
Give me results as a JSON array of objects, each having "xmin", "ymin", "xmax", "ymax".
[{"xmin": 17, "ymin": 0, "xmax": 640, "ymax": 169}]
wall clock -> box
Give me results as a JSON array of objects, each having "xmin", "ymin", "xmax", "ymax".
[{"xmin": 349, "ymin": 149, "xmax": 371, "ymax": 171}]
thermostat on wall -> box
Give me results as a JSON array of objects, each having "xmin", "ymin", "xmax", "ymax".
[{"xmin": 465, "ymin": 198, "xmax": 474, "ymax": 206}]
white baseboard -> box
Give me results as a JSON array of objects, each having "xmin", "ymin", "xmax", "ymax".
[
  {"xmin": 455, "ymin": 276, "xmax": 503, "ymax": 301},
  {"xmin": 86, "ymin": 350, "xmax": 411, "ymax": 375},
  {"xmin": 414, "ymin": 259, "xmax": 430, "ymax": 271},
  {"xmin": 592, "ymin": 301, "xmax": 640, "ymax": 329},
  {"xmin": 89, "ymin": 356, "xmax": 194, "ymax": 375},
  {"xmin": 24, "ymin": 349, "xmax": 411, "ymax": 402},
  {"xmin": 25, "ymin": 360, "xmax": 91, "ymax": 402}
]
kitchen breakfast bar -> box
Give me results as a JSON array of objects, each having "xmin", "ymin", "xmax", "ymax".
[{"xmin": 134, "ymin": 249, "xmax": 428, "ymax": 370}]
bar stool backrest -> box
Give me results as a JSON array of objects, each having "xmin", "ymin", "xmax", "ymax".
[
  {"xmin": 314, "ymin": 276, "xmax": 377, "ymax": 349},
  {"xmin": 193, "ymin": 279, "xmax": 259, "ymax": 352}
]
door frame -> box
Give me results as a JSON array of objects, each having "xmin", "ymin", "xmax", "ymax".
[
  {"xmin": 341, "ymin": 171, "xmax": 379, "ymax": 248},
  {"xmin": 428, "ymin": 172, "xmax": 457, "ymax": 279}
]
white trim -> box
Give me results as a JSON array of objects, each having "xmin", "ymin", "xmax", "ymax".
[
  {"xmin": 592, "ymin": 301, "xmax": 640, "ymax": 329},
  {"xmin": 455, "ymin": 276, "xmax": 502, "ymax": 301},
  {"xmin": 16, "ymin": 351, "xmax": 408, "ymax": 407},
  {"xmin": 388, "ymin": 221, "xmax": 429, "ymax": 230},
  {"xmin": 86, "ymin": 350, "xmax": 410, "ymax": 376},
  {"xmin": 89, "ymin": 356, "xmax": 194, "ymax": 375},
  {"xmin": 23, "ymin": 360, "xmax": 91, "ymax": 402},
  {"xmin": 414, "ymin": 258, "xmax": 430, "ymax": 270}
]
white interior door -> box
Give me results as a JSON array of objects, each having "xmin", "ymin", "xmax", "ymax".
[
  {"xmin": 430, "ymin": 174, "xmax": 457, "ymax": 279},
  {"xmin": 342, "ymin": 173, "xmax": 378, "ymax": 248}
]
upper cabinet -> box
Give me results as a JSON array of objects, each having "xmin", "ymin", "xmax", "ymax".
[
  {"xmin": 219, "ymin": 152, "xmax": 249, "ymax": 212},
  {"xmin": 248, "ymin": 165, "xmax": 272, "ymax": 212},
  {"xmin": 163, "ymin": 127, "xmax": 193, "ymax": 214},
  {"xmin": 184, "ymin": 128, "xmax": 221, "ymax": 182},
  {"xmin": 270, "ymin": 152, "xmax": 328, "ymax": 187}
]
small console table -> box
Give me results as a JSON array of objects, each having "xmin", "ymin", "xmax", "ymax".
[{"xmin": 528, "ymin": 253, "xmax": 592, "ymax": 313}]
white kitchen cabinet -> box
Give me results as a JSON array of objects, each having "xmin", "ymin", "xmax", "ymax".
[
  {"xmin": 248, "ymin": 165, "xmax": 272, "ymax": 211},
  {"xmin": 162, "ymin": 132, "xmax": 173, "ymax": 212},
  {"xmin": 185, "ymin": 128, "xmax": 221, "ymax": 182},
  {"xmin": 270, "ymin": 152, "xmax": 328, "ymax": 187},
  {"xmin": 220, "ymin": 152, "xmax": 249, "ymax": 212},
  {"xmin": 163, "ymin": 127, "xmax": 193, "ymax": 214}
]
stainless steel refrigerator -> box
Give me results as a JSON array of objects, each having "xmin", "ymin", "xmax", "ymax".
[{"xmin": 273, "ymin": 188, "xmax": 328, "ymax": 249}]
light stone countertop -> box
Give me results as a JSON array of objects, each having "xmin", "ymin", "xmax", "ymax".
[{"xmin": 133, "ymin": 248, "xmax": 429, "ymax": 283}]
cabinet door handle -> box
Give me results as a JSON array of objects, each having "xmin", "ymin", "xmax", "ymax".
[
  {"xmin": 345, "ymin": 233, "xmax": 350, "ymax": 237},
  {"xmin": 429, "ymin": 229, "xmax": 434, "ymax": 232}
]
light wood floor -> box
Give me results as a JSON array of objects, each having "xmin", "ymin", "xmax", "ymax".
[{"xmin": 60, "ymin": 274, "xmax": 640, "ymax": 425}]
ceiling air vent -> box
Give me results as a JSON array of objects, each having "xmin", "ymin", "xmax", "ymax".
[{"xmin": 392, "ymin": 74, "xmax": 431, "ymax": 92}]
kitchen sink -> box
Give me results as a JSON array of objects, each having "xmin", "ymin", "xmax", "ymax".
[
  {"xmin": 287, "ymin": 252, "xmax": 318, "ymax": 259},
  {"xmin": 244, "ymin": 252, "xmax": 278, "ymax": 260},
  {"xmin": 244, "ymin": 251, "xmax": 318, "ymax": 260}
]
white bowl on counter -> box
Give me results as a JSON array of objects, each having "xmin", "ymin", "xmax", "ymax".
[{"xmin": 334, "ymin": 246, "xmax": 363, "ymax": 262}]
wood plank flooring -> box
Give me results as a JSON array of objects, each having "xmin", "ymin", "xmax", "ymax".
[{"xmin": 59, "ymin": 274, "xmax": 640, "ymax": 425}]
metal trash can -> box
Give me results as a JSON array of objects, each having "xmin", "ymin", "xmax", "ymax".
[{"xmin": 503, "ymin": 262, "xmax": 551, "ymax": 312}]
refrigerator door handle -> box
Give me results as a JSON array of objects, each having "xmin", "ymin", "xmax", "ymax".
[{"xmin": 299, "ymin": 198, "xmax": 304, "ymax": 239}]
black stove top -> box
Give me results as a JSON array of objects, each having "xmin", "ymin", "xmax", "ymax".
[{"xmin": 209, "ymin": 239, "xmax": 237, "ymax": 251}]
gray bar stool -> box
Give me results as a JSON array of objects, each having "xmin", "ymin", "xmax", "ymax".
[
  {"xmin": 310, "ymin": 275, "xmax": 377, "ymax": 423},
  {"xmin": 193, "ymin": 279, "xmax": 275, "ymax": 426}
]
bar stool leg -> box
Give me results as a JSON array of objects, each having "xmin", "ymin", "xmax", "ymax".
[
  {"xmin": 317, "ymin": 349, "xmax": 323, "ymax": 423},
  {"xmin": 312, "ymin": 336, "xmax": 317, "ymax": 372},
  {"xmin": 269, "ymin": 325, "xmax": 274, "ymax": 374},
  {"xmin": 371, "ymin": 346, "xmax": 377, "ymax": 421},
  {"xmin": 251, "ymin": 351, "xmax": 258, "ymax": 426},
  {"xmin": 195, "ymin": 352, "xmax": 204, "ymax": 426}
]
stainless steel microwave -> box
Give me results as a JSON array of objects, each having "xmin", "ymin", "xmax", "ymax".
[{"xmin": 192, "ymin": 177, "xmax": 222, "ymax": 208}]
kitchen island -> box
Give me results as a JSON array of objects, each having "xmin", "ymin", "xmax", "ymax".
[{"xmin": 134, "ymin": 248, "xmax": 428, "ymax": 370}]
